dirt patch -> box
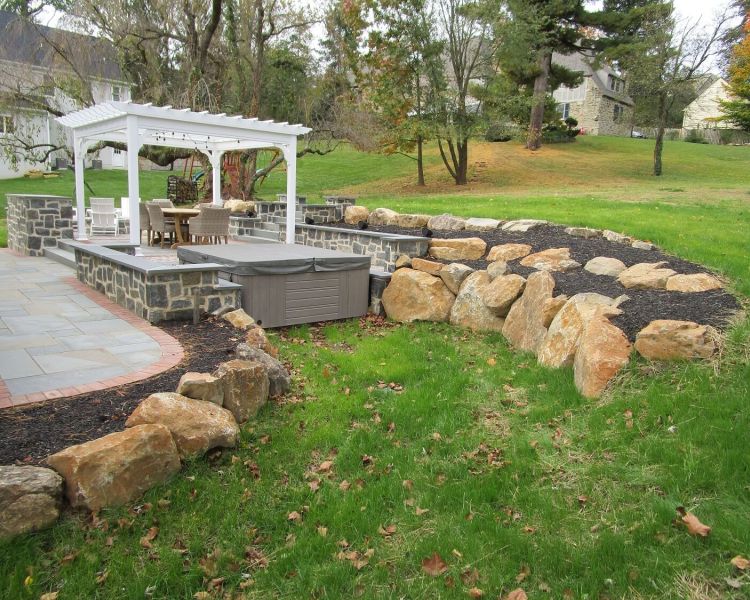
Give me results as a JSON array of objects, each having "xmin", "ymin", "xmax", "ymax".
[
  {"xmin": 0, "ymin": 317, "xmax": 242, "ymax": 466},
  {"xmin": 330, "ymin": 222, "xmax": 741, "ymax": 340}
]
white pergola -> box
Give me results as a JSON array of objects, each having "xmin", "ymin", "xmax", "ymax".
[{"xmin": 57, "ymin": 101, "xmax": 311, "ymax": 244}]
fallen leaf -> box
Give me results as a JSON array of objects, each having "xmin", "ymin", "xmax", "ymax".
[
  {"xmin": 487, "ymin": 357, "xmax": 496, "ymax": 366},
  {"xmin": 421, "ymin": 552, "xmax": 448, "ymax": 577},
  {"xmin": 506, "ymin": 589, "xmax": 528, "ymax": 600},
  {"xmin": 516, "ymin": 564, "xmax": 530, "ymax": 583},
  {"xmin": 339, "ymin": 480, "xmax": 351, "ymax": 491},
  {"xmin": 402, "ymin": 479, "xmax": 414, "ymax": 491},
  {"xmin": 725, "ymin": 577, "xmax": 744, "ymax": 589},
  {"xmin": 308, "ymin": 479, "xmax": 321, "ymax": 492},
  {"xmin": 193, "ymin": 592, "xmax": 210, "ymax": 600},
  {"xmin": 731, "ymin": 555, "xmax": 750, "ymax": 570},
  {"xmin": 95, "ymin": 570, "xmax": 109, "ymax": 585},
  {"xmin": 468, "ymin": 587, "xmax": 483, "ymax": 598},
  {"xmin": 388, "ymin": 422, "xmax": 396, "ymax": 433},
  {"xmin": 288, "ymin": 511, "xmax": 302, "ymax": 522},
  {"xmin": 416, "ymin": 507, "xmax": 430, "ymax": 516},
  {"xmin": 361, "ymin": 455, "xmax": 374, "ymax": 466},
  {"xmin": 676, "ymin": 506, "xmax": 711, "ymax": 537},
  {"xmin": 577, "ymin": 495, "xmax": 589, "ymax": 507},
  {"xmin": 140, "ymin": 526, "xmax": 159, "ymax": 549},
  {"xmin": 39, "ymin": 593, "xmax": 59, "ymax": 600},
  {"xmin": 317, "ymin": 525, "xmax": 328, "ymax": 537},
  {"xmin": 432, "ymin": 432, "xmax": 442, "ymax": 441},
  {"xmin": 452, "ymin": 549, "xmax": 463, "ymax": 558},
  {"xmin": 522, "ymin": 526, "xmax": 536, "ymax": 534},
  {"xmin": 317, "ymin": 460, "xmax": 334, "ymax": 473},
  {"xmin": 378, "ymin": 524, "xmax": 397, "ymax": 537},
  {"xmin": 461, "ymin": 567, "xmax": 480, "ymax": 585},
  {"xmin": 538, "ymin": 581, "xmax": 551, "ymax": 592},
  {"xmin": 60, "ymin": 551, "xmax": 78, "ymax": 565}
]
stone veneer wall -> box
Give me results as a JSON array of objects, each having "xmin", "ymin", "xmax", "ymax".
[
  {"xmin": 6, "ymin": 194, "xmax": 74, "ymax": 256},
  {"xmin": 256, "ymin": 201, "xmax": 351, "ymax": 223},
  {"xmin": 72, "ymin": 244, "xmax": 240, "ymax": 323}
]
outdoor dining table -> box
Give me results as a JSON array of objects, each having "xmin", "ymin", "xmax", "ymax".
[{"xmin": 161, "ymin": 207, "xmax": 200, "ymax": 247}]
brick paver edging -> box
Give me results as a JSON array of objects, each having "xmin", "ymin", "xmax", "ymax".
[{"xmin": 0, "ymin": 276, "xmax": 184, "ymax": 408}]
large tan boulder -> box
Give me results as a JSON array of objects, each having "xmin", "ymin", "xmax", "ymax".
[
  {"xmin": 487, "ymin": 261, "xmax": 509, "ymax": 280},
  {"xmin": 541, "ymin": 295, "xmax": 569, "ymax": 328},
  {"xmin": 46, "ymin": 425, "xmax": 180, "ymax": 511},
  {"xmin": 126, "ymin": 393, "xmax": 239, "ymax": 459},
  {"xmin": 501, "ymin": 219, "xmax": 546, "ymax": 232},
  {"xmin": 395, "ymin": 254, "xmax": 412, "ymax": 269},
  {"xmin": 617, "ymin": 262, "xmax": 676, "ymax": 289},
  {"xmin": 213, "ymin": 360, "xmax": 270, "ymax": 423},
  {"xmin": 368, "ymin": 207, "xmax": 399, "ymax": 226},
  {"xmin": 245, "ymin": 326, "xmax": 279, "ymax": 358},
  {"xmin": 502, "ymin": 271, "xmax": 556, "ymax": 353},
  {"xmin": 223, "ymin": 308, "xmax": 256, "ymax": 330},
  {"xmin": 584, "ymin": 257, "xmax": 627, "ymax": 277},
  {"xmin": 0, "ymin": 466, "xmax": 62, "ymax": 539},
  {"xmin": 487, "ymin": 243, "xmax": 532, "ymax": 262},
  {"xmin": 537, "ymin": 293, "xmax": 621, "ymax": 368},
  {"xmin": 573, "ymin": 317, "xmax": 632, "ymax": 398},
  {"xmin": 465, "ymin": 217, "xmax": 501, "ymax": 231},
  {"xmin": 480, "ymin": 274, "xmax": 526, "ymax": 317},
  {"xmin": 235, "ymin": 344, "xmax": 291, "ymax": 397},
  {"xmin": 450, "ymin": 272, "xmax": 506, "ymax": 332},
  {"xmin": 519, "ymin": 248, "xmax": 581, "ymax": 272},
  {"xmin": 224, "ymin": 199, "xmax": 255, "ymax": 213},
  {"xmin": 344, "ymin": 205, "xmax": 370, "ymax": 225},
  {"xmin": 428, "ymin": 238, "xmax": 487, "ymax": 261},
  {"xmin": 634, "ymin": 320, "xmax": 717, "ymax": 360},
  {"xmin": 602, "ymin": 230, "xmax": 631, "ymax": 244},
  {"xmin": 382, "ymin": 268, "xmax": 455, "ymax": 323},
  {"xmin": 665, "ymin": 273, "xmax": 723, "ymax": 292},
  {"xmin": 177, "ymin": 372, "xmax": 224, "ymax": 405},
  {"xmin": 412, "ymin": 257, "xmax": 444, "ymax": 276},
  {"xmin": 394, "ymin": 213, "xmax": 430, "ymax": 228},
  {"xmin": 439, "ymin": 263, "xmax": 474, "ymax": 294},
  {"xmin": 427, "ymin": 214, "xmax": 466, "ymax": 231}
]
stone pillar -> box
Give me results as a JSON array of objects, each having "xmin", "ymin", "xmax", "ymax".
[{"xmin": 6, "ymin": 194, "xmax": 74, "ymax": 256}]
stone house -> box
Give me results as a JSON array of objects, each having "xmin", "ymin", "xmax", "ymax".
[
  {"xmin": 552, "ymin": 51, "xmax": 634, "ymax": 136},
  {"xmin": 682, "ymin": 76, "xmax": 737, "ymax": 130},
  {"xmin": 0, "ymin": 11, "xmax": 131, "ymax": 179}
]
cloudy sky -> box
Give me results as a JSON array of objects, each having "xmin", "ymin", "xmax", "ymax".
[{"xmin": 673, "ymin": 0, "xmax": 735, "ymax": 23}]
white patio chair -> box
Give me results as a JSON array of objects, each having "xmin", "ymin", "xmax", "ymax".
[{"xmin": 88, "ymin": 197, "xmax": 119, "ymax": 236}]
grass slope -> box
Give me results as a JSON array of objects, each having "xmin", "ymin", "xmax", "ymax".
[{"xmin": 1, "ymin": 136, "xmax": 749, "ymax": 599}]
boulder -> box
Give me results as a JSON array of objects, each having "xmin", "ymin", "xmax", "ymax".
[
  {"xmin": 245, "ymin": 326, "xmax": 279, "ymax": 358},
  {"xmin": 439, "ymin": 263, "xmax": 474, "ymax": 295},
  {"xmin": 46, "ymin": 425, "xmax": 180, "ymax": 511},
  {"xmin": 213, "ymin": 360, "xmax": 270, "ymax": 423},
  {"xmin": 176, "ymin": 372, "xmax": 224, "ymax": 405},
  {"xmin": 602, "ymin": 230, "xmax": 631, "ymax": 244},
  {"xmin": 501, "ymin": 219, "xmax": 547, "ymax": 232},
  {"xmin": 222, "ymin": 308, "xmax": 256, "ymax": 330},
  {"xmin": 537, "ymin": 293, "xmax": 621, "ymax": 368},
  {"xmin": 450, "ymin": 271, "xmax": 506, "ymax": 332},
  {"xmin": 486, "ymin": 260, "xmax": 510, "ymax": 280},
  {"xmin": 0, "ymin": 466, "xmax": 62, "ymax": 539},
  {"xmin": 502, "ymin": 271, "xmax": 556, "ymax": 353},
  {"xmin": 427, "ymin": 214, "xmax": 467, "ymax": 231},
  {"xmin": 344, "ymin": 205, "xmax": 370, "ymax": 225},
  {"xmin": 428, "ymin": 238, "xmax": 487, "ymax": 261},
  {"xmin": 617, "ymin": 262, "xmax": 677, "ymax": 290},
  {"xmin": 412, "ymin": 257, "xmax": 444, "ymax": 276},
  {"xmin": 223, "ymin": 199, "xmax": 255, "ymax": 213},
  {"xmin": 126, "ymin": 393, "xmax": 239, "ymax": 459},
  {"xmin": 541, "ymin": 295, "xmax": 568, "ymax": 328},
  {"xmin": 665, "ymin": 273, "xmax": 723, "ymax": 292},
  {"xmin": 394, "ymin": 213, "xmax": 430, "ymax": 228},
  {"xmin": 235, "ymin": 343, "xmax": 292, "ymax": 397},
  {"xmin": 465, "ymin": 217, "xmax": 501, "ymax": 231},
  {"xmin": 634, "ymin": 320, "xmax": 716, "ymax": 360},
  {"xmin": 382, "ymin": 268, "xmax": 455, "ymax": 322},
  {"xmin": 368, "ymin": 207, "xmax": 399, "ymax": 226},
  {"xmin": 573, "ymin": 317, "xmax": 632, "ymax": 399},
  {"xmin": 519, "ymin": 248, "xmax": 581, "ymax": 272},
  {"xmin": 565, "ymin": 227, "xmax": 601, "ymax": 239},
  {"xmin": 395, "ymin": 254, "xmax": 412, "ymax": 269},
  {"xmin": 487, "ymin": 243, "xmax": 532, "ymax": 262},
  {"xmin": 584, "ymin": 256, "xmax": 627, "ymax": 277},
  {"xmin": 631, "ymin": 240, "xmax": 655, "ymax": 250},
  {"xmin": 480, "ymin": 274, "xmax": 526, "ymax": 317}
]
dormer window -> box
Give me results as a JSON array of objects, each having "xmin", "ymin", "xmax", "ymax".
[
  {"xmin": 112, "ymin": 85, "xmax": 121, "ymax": 101},
  {"xmin": 607, "ymin": 74, "xmax": 624, "ymax": 93}
]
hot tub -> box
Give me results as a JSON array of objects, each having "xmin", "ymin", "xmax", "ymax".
[{"xmin": 178, "ymin": 243, "xmax": 371, "ymax": 327}]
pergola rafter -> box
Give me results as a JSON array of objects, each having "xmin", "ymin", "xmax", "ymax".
[{"xmin": 57, "ymin": 101, "xmax": 311, "ymax": 244}]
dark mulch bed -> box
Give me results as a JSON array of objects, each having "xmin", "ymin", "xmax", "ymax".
[
  {"xmin": 0, "ymin": 317, "xmax": 242, "ymax": 466},
  {"xmin": 331, "ymin": 222, "xmax": 742, "ymax": 340}
]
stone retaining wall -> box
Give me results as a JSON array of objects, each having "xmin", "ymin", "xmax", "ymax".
[
  {"xmin": 6, "ymin": 194, "xmax": 74, "ymax": 256},
  {"xmin": 71, "ymin": 243, "xmax": 240, "ymax": 323},
  {"xmin": 256, "ymin": 201, "xmax": 350, "ymax": 223}
]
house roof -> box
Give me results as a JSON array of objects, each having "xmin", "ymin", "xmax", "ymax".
[
  {"xmin": 553, "ymin": 51, "xmax": 634, "ymax": 106},
  {"xmin": 0, "ymin": 10, "xmax": 125, "ymax": 82}
]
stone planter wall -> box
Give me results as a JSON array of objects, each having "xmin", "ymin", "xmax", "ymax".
[
  {"xmin": 256, "ymin": 200, "xmax": 350, "ymax": 223},
  {"xmin": 70, "ymin": 242, "xmax": 240, "ymax": 323},
  {"xmin": 6, "ymin": 194, "xmax": 74, "ymax": 256}
]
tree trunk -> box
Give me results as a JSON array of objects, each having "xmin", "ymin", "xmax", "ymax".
[
  {"xmin": 417, "ymin": 136, "xmax": 425, "ymax": 186},
  {"xmin": 653, "ymin": 93, "xmax": 667, "ymax": 176},
  {"xmin": 456, "ymin": 138, "xmax": 468, "ymax": 185},
  {"xmin": 526, "ymin": 51, "xmax": 552, "ymax": 151}
]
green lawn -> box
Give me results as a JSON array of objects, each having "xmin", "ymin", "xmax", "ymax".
[{"xmin": 2, "ymin": 137, "xmax": 750, "ymax": 599}]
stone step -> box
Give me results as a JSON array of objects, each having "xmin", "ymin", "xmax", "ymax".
[
  {"xmin": 234, "ymin": 234, "xmax": 281, "ymax": 245},
  {"xmin": 259, "ymin": 222, "xmax": 280, "ymax": 231},
  {"xmin": 248, "ymin": 228, "xmax": 282, "ymax": 241},
  {"xmin": 44, "ymin": 246, "xmax": 76, "ymax": 269}
]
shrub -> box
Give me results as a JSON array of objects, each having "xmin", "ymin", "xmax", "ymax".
[
  {"xmin": 485, "ymin": 124, "xmax": 513, "ymax": 142},
  {"xmin": 684, "ymin": 129, "xmax": 709, "ymax": 144}
]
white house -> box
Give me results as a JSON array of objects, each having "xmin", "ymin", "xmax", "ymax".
[
  {"xmin": 682, "ymin": 76, "xmax": 736, "ymax": 130},
  {"xmin": 0, "ymin": 10, "xmax": 131, "ymax": 179}
]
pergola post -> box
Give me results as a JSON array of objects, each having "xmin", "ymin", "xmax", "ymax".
[
  {"xmin": 73, "ymin": 134, "xmax": 87, "ymax": 240},
  {"xmin": 209, "ymin": 151, "xmax": 224, "ymax": 206},
  {"xmin": 125, "ymin": 115, "xmax": 141, "ymax": 245},
  {"xmin": 283, "ymin": 139, "xmax": 297, "ymax": 244}
]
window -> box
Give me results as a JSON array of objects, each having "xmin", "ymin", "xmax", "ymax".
[
  {"xmin": 607, "ymin": 74, "xmax": 624, "ymax": 93},
  {"xmin": 613, "ymin": 104, "xmax": 624, "ymax": 122},
  {"xmin": 41, "ymin": 75, "xmax": 55, "ymax": 98},
  {"xmin": 557, "ymin": 102, "xmax": 570, "ymax": 120},
  {"xmin": 0, "ymin": 115, "xmax": 15, "ymax": 135},
  {"xmin": 112, "ymin": 85, "xmax": 121, "ymax": 101}
]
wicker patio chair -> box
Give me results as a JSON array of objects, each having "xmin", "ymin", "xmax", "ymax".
[
  {"xmin": 146, "ymin": 203, "xmax": 176, "ymax": 248},
  {"xmin": 139, "ymin": 202, "xmax": 152, "ymax": 245},
  {"xmin": 188, "ymin": 206, "xmax": 231, "ymax": 244}
]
